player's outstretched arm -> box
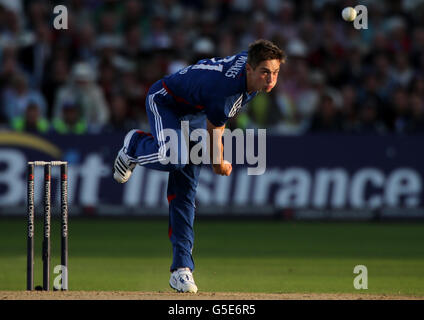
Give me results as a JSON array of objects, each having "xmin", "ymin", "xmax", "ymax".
[{"xmin": 207, "ymin": 119, "xmax": 232, "ymax": 176}]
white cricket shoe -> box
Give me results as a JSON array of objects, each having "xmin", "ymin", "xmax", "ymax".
[
  {"xmin": 169, "ymin": 268, "xmax": 198, "ymax": 293},
  {"xmin": 113, "ymin": 130, "xmax": 137, "ymax": 183}
]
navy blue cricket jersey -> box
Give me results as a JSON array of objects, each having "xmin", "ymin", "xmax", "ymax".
[{"xmin": 161, "ymin": 51, "xmax": 257, "ymax": 127}]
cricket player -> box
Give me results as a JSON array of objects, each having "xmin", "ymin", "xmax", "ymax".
[{"xmin": 113, "ymin": 39, "xmax": 285, "ymax": 293}]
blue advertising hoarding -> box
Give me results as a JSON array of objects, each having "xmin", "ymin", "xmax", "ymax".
[{"xmin": 0, "ymin": 130, "xmax": 423, "ymax": 219}]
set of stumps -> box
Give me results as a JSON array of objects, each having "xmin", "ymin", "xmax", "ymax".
[{"xmin": 27, "ymin": 161, "xmax": 68, "ymax": 291}]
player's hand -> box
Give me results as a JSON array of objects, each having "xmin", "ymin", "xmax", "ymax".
[{"xmin": 212, "ymin": 160, "xmax": 232, "ymax": 176}]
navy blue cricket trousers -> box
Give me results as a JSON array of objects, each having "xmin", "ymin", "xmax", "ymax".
[{"xmin": 125, "ymin": 80, "xmax": 205, "ymax": 272}]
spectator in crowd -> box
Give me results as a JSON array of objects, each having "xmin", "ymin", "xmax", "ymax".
[
  {"xmin": 18, "ymin": 22, "xmax": 52, "ymax": 89},
  {"xmin": 357, "ymin": 71, "xmax": 389, "ymax": 128},
  {"xmin": 272, "ymin": 39, "xmax": 309, "ymax": 135},
  {"xmin": 26, "ymin": 0, "xmax": 48, "ymax": 30},
  {"xmin": 355, "ymin": 97, "xmax": 388, "ymax": 134},
  {"xmin": 118, "ymin": 68, "xmax": 146, "ymax": 126},
  {"xmin": 102, "ymin": 93, "xmax": 139, "ymax": 133},
  {"xmin": 143, "ymin": 14, "xmax": 172, "ymax": 50},
  {"xmin": 339, "ymin": 84, "xmax": 359, "ymax": 133},
  {"xmin": 309, "ymin": 93, "xmax": 343, "ymax": 133},
  {"xmin": 373, "ymin": 53, "xmax": 397, "ymax": 102},
  {"xmin": 53, "ymin": 62, "xmax": 109, "ymax": 132},
  {"xmin": 0, "ymin": 44, "xmax": 22, "ymax": 125},
  {"xmin": 41, "ymin": 56, "xmax": 70, "ymax": 119},
  {"xmin": 2, "ymin": 73, "xmax": 47, "ymax": 122},
  {"xmin": 119, "ymin": 0, "xmax": 149, "ymax": 33},
  {"xmin": 10, "ymin": 100, "xmax": 50, "ymax": 133},
  {"xmin": 120, "ymin": 24, "xmax": 142, "ymax": 61},
  {"xmin": 392, "ymin": 52, "xmax": 415, "ymax": 88},
  {"xmin": 52, "ymin": 100, "xmax": 87, "ymax": 135},
  {"xmin": 74, "ymin": 22, "xmax": 97, "ymax": 65},
  {"xmin": 97, "ymin": 59, "xmax": 117, "ymax": 103},
  {"xmin": 391, "ymin": 87, "xmax": 412, "ymax": 134},
  {"xmin": 0, "ymin": 0, "xmax": 22, "ymax": 44}
]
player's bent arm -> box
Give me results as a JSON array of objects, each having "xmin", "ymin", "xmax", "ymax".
[
  {"xmin": 207, "ymin": 120, "xmax": 224, "ymax": 164},
  {"xmin": 206, "ymin": 119, "xmax": 232, "ymax": 176}
]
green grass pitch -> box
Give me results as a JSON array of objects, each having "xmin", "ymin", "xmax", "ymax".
[{"xmin": 0, "ymin": 218, "xmax": 423, "ymax": 296}]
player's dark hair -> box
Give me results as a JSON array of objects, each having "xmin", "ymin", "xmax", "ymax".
[{"xmin": 247, "ymin": 39, "xmax": 286, "ymax": 68}]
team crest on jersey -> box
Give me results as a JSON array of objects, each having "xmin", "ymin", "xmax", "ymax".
[{"xmin": 228, "ymin": 94, "xmax": 243, "ymax": 117}]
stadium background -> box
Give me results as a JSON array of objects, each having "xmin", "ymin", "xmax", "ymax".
[{"xmin": 0, "ymin": 0, "xmax": 424, "ymax": 297}]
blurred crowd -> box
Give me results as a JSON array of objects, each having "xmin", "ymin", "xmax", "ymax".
[{"xmin": 1, "ymin": 0, "xmax": 424, "ymax": 135}]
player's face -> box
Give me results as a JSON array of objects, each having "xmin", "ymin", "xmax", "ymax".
[{"xmin": 247, "ymin": 59, "xmax": 281, "ymax": 93}]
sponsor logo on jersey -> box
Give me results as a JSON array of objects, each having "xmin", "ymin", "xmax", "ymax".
[{"xmin": 228, "ymin": 94, "xmax": 243, "ymax": 117}]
